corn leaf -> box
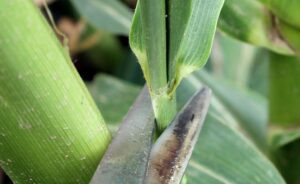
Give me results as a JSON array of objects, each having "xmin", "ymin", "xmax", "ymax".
[
  {"xmin": 269, "ymin": 53, "xmax": 300, "ymax": 125},
  {"xmin": 186, "ymin": 113, "xmax": 285, "ymax": 184},
  {"xmin": 218, "ymin": 0, "xmax": 294, "ymax": 55},
  {"xmin": 272, "ymin": 129, "xmax": 300, "ymax": 149},
  {"xmin": 167, "ymin": 0, "xmax": 224, "ymax": 90},
  {"xmin": 191, "ymin": 70, "xmax": 268, "ymax": 150},
  {"xmin": 130, "ymin": 0, "xmax": 224, "ymax": 130},
  {"xmin": 267, "ymin": 0, "xmax": 300, "ymax": 29},
  {"xmin": 0, "ymin": 1, "xmax": 111, "ymax": 183},
  {"xmin": 87, "ymin": 74, "xmax": 140, "ymax": 133},
  {"xmin": 72, "ymin": 0, "xmax": 132, "ymax": 35}
]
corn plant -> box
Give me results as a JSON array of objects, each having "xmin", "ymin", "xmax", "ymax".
[{"xmin": 0, "ymin": 0, "xmax": 300, "ymax": 184}]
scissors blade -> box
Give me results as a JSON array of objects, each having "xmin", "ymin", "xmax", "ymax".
[
  {"xmin": 145, "ymin": 87, "xmax": 212, "ymax": 184},
  {"xmin": 90, "ymin": 86, "xmax": 155, "ymax": 184}
]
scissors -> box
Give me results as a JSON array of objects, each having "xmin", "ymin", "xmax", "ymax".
[{"xmin": 90, "ymin": 86, "xmax": 211, "ymax": 184}]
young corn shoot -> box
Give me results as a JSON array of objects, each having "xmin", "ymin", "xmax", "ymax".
[{"xmin": 130, "ymin": 0, "xmax": 224, "ymax": 131}]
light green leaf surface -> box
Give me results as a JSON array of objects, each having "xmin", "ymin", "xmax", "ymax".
[
  {"xmin": 72, "ymin": 0, "xmax": 132, "ymax": 35},
  {"xmin": 87, "ymin": 74, "xmax": 140, "ymax": 132},
  {"xmin": 89, "ymin": 74, "xmax": 285, "ymax": 184},
  {"xmin": 218, "ymin": 0, "xmax": 293, "ymax": 55},
  {"xmin": 0, "ymin": 1, "xmax": 110, "ymax": 183},
  {"xmin": 193, "ymin": 70, "xmax": 268, "ymax": 150},
  {"xmin": 167, "ymin": 0, "xmax": 224, "ymax": 89},
  {"xmin": 211, "ymin": 34, "xmax": 258, "ymax": 89},
  {"xmin": 186, "ymin": 113, "xmax": 285, "ymax": 184},
  {"xmin": 130, "ymin": 0, "xmax": 224, "ymax": 130}
]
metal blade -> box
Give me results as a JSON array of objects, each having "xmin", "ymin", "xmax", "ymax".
[
  {"xmin": 90, "ymin": 86, "xmax": 155, "ymax": 184},
  {"xmin": 145, "ymin": 87, "xmax": 212, "ymax": 184}
]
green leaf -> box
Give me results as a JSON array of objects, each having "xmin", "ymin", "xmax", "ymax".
[
  {"xmin": 277, "ymin": 21, "xmax": 300, "ymax": 54},
  {"xmin": 0, "ymin": 1, "xmax": 110, "ymax": 183},
  {"xmin": 218, "ymin": 0, "xmax": 294, "ymax": 55},
  {"xmin": 72, "ymin": 0, "xmax": 132, "ymax": 35},
  {"xmin": 191, "ymin": 70, "xmax": 268, "ymax": 150},
  {"xmin": 267, "ymin": 0, "xmax": 300, "ymax": 29},
  {"xmin": 269, "ymin": 53, "xmax": 300, "ymax": 125},
  {"xmin": 129, "ymin": 1, "xmax": 177, "ymax": 131},
  {"xmin": 130, "ymin": 0, "xmax": 224, "ymax": 130},
  {"xmin": 186, "ymin": 113, "xmax": 286, "ymax": 184},
  {"xmin": 167, "ymin": 0, "xmax": 225, "ymax": 90},
  {"xmin": 211, "ymin": 34, "xmax": 258, "ymax": 89},
  {"xmin": 87, "ymin": 74, "xmax": 141, "ymax": 133},
  {"xmin": 272, "ymin": 128, "xmax": 300, "ymax": 149}
]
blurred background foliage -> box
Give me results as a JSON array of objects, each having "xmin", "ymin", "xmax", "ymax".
[{"xmin": 1, "ymin": 0, "xmax": 299, "ymax": 183}]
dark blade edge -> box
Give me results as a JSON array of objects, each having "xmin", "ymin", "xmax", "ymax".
[{"xmin": 145, "ymin": 87, "xmax": 212, "ymax": 184}]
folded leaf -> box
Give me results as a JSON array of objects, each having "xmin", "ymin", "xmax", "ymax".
[
  {"xmin": 72, "ymin": 0, "xmax": 132, "ymax": 35},
  {"xmin": 167, "ymin": 0, "xmax": 224, "ymax": 91},
  {"xmin": 218, "ymin": 0, "xmax": 294, "ymax": 55},
  {"xmin": 267, "ymin": 0, "xmax": 300, "ymax": 29}
]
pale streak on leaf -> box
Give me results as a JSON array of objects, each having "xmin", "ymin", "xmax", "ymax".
[
  {"xmin": 90, "ymin": 0, "xmax": 131, "ymax": 30},
  {"xmin": 188, "ymin": 161, "xmax": 232, "ymax": 184}
]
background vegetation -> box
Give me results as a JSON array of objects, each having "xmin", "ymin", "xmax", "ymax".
[{"xmin": 0, "ymin": 0, "xmax": 299, "ymax": 183}]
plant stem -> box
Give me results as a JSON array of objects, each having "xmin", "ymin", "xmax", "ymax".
[{"xmin": 0, "ymin": 1, "xmax": 111, "ymax": 183}]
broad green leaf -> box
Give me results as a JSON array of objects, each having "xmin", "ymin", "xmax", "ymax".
[
  {"xmin": 186, "ymin": 113, "xmax": 285, "ymax": 184},
  {"xmin": 130, "ymin": 0, "xmax": 224, "ymax": 130},
  {"xmin": 247, "ymin": 49, "xmax": 269, "ymax": 97},
  {"xmin": 87, "ymin": 74, "xmax": 140, "ymax": 132},
  {"xmin": 218, "ymin": 0, "xmax": 294, "ymax": 55},
  {"xmin": 277, "ymin": 21, "xmax": 300, "ymax": 53},
  {"xmin": 211, "ymin": 34, "xmax": 258, "ymax": 89},
  {"xmin": 193, "ymin": 70, "xmax": 268, "ymax": 150},
  {"xmin": 72, "ymin": 0, "xmax": 132, "ymax": 35},
  {"xmin": 0, "ymin": 1, "xmax": 110, "ymax": 183},
  {"xmin": 88, "ymin": 74, "xmax": 285, "ymax": 183},
  {"xmin": 269, "ymin": 53, "xmax": 300, "ymax": 125},
  {"xmin": 91, "ymin": 87, "xmax": 155, "ymax": 184}
]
